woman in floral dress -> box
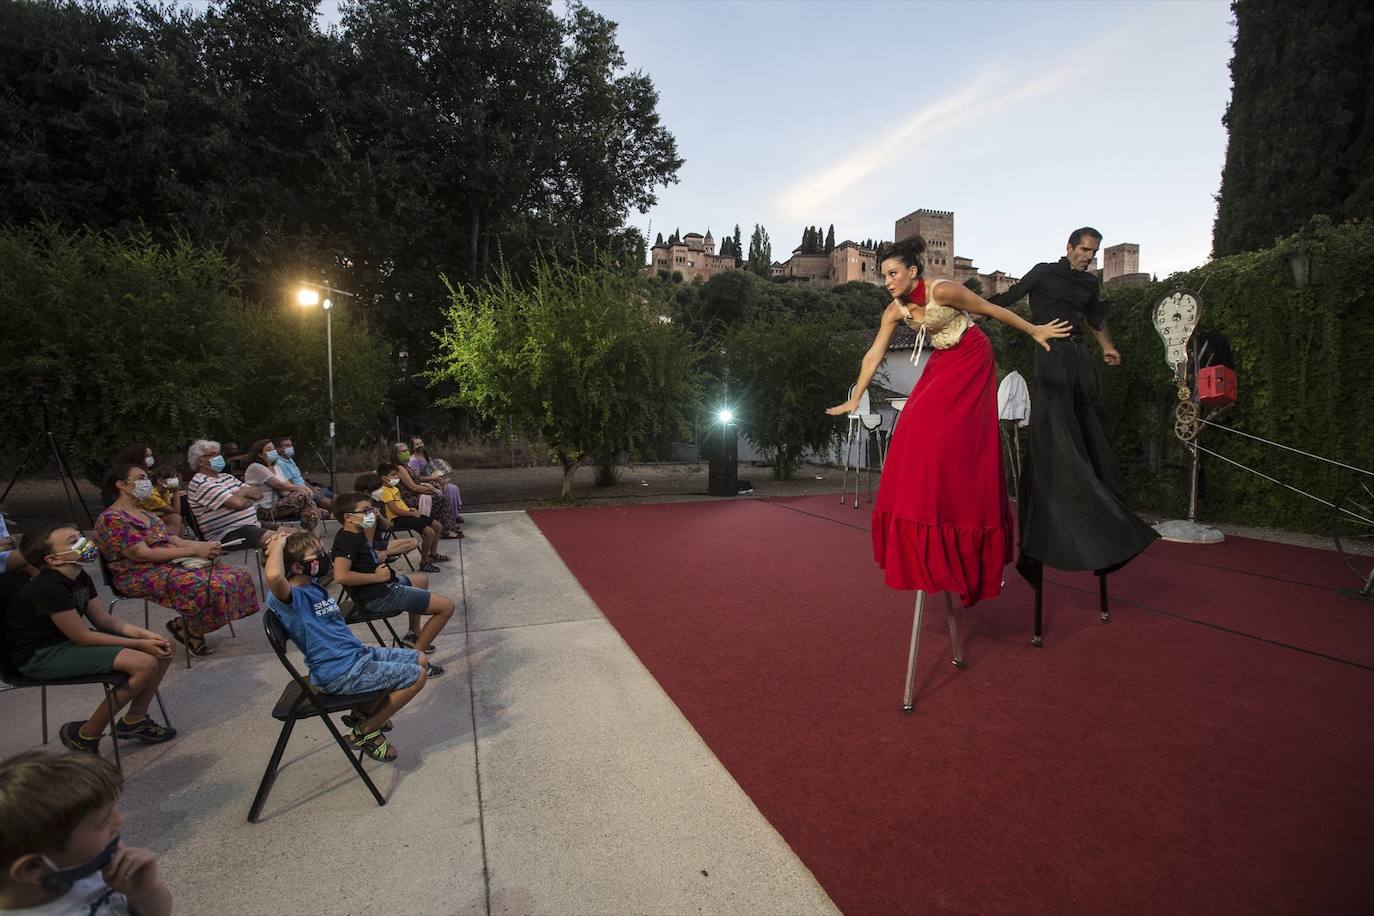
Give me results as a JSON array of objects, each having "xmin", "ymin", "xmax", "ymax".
[{"xmin": 94, "ymin": 463, "xmax": 260, "ymax": 656}]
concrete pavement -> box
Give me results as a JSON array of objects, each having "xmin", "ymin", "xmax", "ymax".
[{"xmin": 0, "ymin": 510, "xmax": 837, "ymax": 916}]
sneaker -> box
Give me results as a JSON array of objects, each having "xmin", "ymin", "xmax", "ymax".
[
  {"xmin": 402, "ymin": 632, "xmax": 436, "ymax": 652},
  {"xmin": 113, "ymin": 716, "xmax": 178, "ymax": 744},
  {"xmin": 59, "ymin": 721, "xmax": 100, "ymax": 755},
  {"xmin": 425, "ymin": 663, "xmax": 445, "ymax": 678}
]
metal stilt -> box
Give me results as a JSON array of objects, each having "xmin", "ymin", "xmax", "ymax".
[
  {"xmin": 944, "ymin": 592, "xmax": 965, "ymax": 668},
  {"xmin": 1098, "ymin": 572, "xmax": 1110, "ymax": 623},
  {"xmin": 1032, "ymin": 579, "xmax": 1044, "ymax": 647},
  {"xmin": 901, "ymin": 591, "xmax": 926, "ymax": 712}
]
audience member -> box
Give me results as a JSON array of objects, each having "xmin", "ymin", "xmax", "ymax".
[
  {"xmin": 185, "ymin": 440, "xmax": 266, "ymax": 547},
  {"xmin": 3, "ymin": 525, "xmax": 176, "ymax": 754},
  {"xmin": 94, "ymin": 464, "xmax": 260, "ymax": 657},
  {"xmin": 242, "ymin": 439, "xmax": 322, "ymax": 531},
  {"xmin": 272, "ymin": 436, "xmax": 334, "ymax": 509},
  {"xmin": 265, "ymin": 530, "xmax": 429, "ymax": 762},
  {"xmin": 0, "ymin": 750, "xmax": 172, "ymax": 916},
  {"xmin": 406, "ymin": 436, "xmax": 464, "ymax": 521},
  {"xmin": 376, "ymin": 463, "xmax": 445, "ymax": 569},
  {"xmin": 0, "ymin": 509, "xmax": 22, "ymax": 573},
  {"xmin": 392, "ymin": 444, "xmax": 462, "ymax": 538},
  {"xmin": 102, "ymin": 445, "xmax": 157, "ymax": 507},
  {"xmin": 330, "ymin": 494, "xmax": 454, "ymax": 662}
]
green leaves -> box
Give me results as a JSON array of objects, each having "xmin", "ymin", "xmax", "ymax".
[{"xmin": 430, "ymin": 259, "xmax": 699, "ymax": 498}]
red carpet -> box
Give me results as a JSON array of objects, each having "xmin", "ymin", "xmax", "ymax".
[{"xmin": 530, "ymin": 495, "xmax": 1374, "ymax": 915}]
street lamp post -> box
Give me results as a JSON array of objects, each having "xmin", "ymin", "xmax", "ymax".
[{"xmin": 296, "ymin": 282, "xmax": 355, "ymax": 494}]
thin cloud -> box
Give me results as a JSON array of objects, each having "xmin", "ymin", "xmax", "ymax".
[{"xmin": 774, "ymin": 22, "xmax": 1133, "ymax": 219}]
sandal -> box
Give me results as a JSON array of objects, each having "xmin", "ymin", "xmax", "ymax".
[
  {"xmin": 418, "ymin": 562, "xmax": 441, "ymax": 573},
  {"xmin": 349, "ymin": 728, "xmax": 398, "ymax": 762},
  {"xmin": 431, "ymin": 553, "xmax": 451, "ymax": 562},
  {"xmin": 341, "ymin": 710, "xmax": 393, "ymax": 732},
  {"xmin": 166, "ymin": 619, "xmax": 215, "ymax": 656},
  {"xmin": 443, "ymin": 530, "xmax": 464, "ymax": 539}
]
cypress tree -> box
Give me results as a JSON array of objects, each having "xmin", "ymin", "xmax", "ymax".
[{"xmin": 1213, "ymin": 0, "xmax": 1374, "ymax": 256}]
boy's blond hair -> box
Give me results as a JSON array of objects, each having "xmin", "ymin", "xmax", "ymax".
[
  {"xmin": 0, "ymin": 751, "xmax": 122, "ymax": 872},
  {"xmin": 283, "ymin": 531, "xmax": 321, "ymax": 573}
]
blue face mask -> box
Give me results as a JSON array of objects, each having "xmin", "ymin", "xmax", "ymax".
[
  {"xmin": 40, "ymin": 835, "xmax": 120, "ymax": 891},
  {"xmin": 264, "ymin": 449, "xmax": 278, "ymax": 464},
  {"xmin": 208, "ymin": 455, "xmax": 226, "ymax": 472},
  {"xmin": 283, "ymin": 446, "xmax": 295, "ymax": 458}
]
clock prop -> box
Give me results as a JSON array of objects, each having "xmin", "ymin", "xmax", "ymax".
[{"xmin": 1148, "ymin": 289, "xmax": 1374, "ymax": 598}]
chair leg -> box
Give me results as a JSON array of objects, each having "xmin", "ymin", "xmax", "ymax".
[
  {"xmin": 143, "ymin": 599, "xmax": 150, "ymax": 630},
  {"xmin": 41, "ymin": 686, "xmax": 49, "ymax": 744},
  {"xmin": 154, "ymin": 690, "xmax": 171, "ymax": 728},
  {"xmin": 902, "ymin": 591, "xmax": 927, "ymax": 713},
  {"xmin": 104, "ymin": 684, "xmax": 122, "ymax": 774},
  {"xmin": 253, "ymin": 551, "xmax": 264, "ymax": 596},
  {"xmin": 363, "ymin": 619, "xmax": 387, "ymax": 648},
  {"xmin": 381, "ymin": 617, "xmax": 404, "ymax": 648},
  {"xmin": 319, "ymin": 712, "xmax": 386, "ymax": 809},
  {"xmin": 1098, "ymin": 572, "xmax": 1110, "ymax": 623},
  {"xmin": 248, "ymin": 719, "xmax": 297, "ymax": 823}
]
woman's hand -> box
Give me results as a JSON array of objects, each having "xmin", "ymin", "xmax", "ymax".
[
  {"xmin": 194, "ymin": 541, "xmax": 221, "ymax": 560},
  {"xmin": 1032, "ymin": 319, "xmax": 1073, "ymax": 351},
  {"xmin": 825, "ymin": 398, "xmax": 859, "ymax": 417}
]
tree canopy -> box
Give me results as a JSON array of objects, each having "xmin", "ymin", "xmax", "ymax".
[{"xmin": 1212, "ymin": 0, "xmax": 1374, "ymax": 256}]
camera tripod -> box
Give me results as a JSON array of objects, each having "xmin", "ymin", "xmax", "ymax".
[{"xmin": 1, "ymin": 396, "xmax": 95, "ymax": 529}]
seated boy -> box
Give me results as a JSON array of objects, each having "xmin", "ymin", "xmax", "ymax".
[
  {"xmin": 3, "ymin": 526, "xmax": 176, "ymax": 754},
  {"xmin": 374, "ymin": 464, "xmax": 444, "ymax": 573},
  {"xmin": 264, "ymin": 530, "xmax": 428, "ymax": 761},
  {"xmin": 0, "ymin": 750, "xmax": 172, "ymax": 916},
  {"xmin": 329, "ymin": 495, "xmax": 454, "ymax": 662}
]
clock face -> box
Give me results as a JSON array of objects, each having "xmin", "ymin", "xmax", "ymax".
[{"xmin": 1152, "ymin": 291, "xmax": 1201, "ymax": 368}]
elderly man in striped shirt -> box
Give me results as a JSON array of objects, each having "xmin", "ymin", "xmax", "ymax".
[{"xmin": 186, "ymin": 439, "xmax": 269, "ymax": 548}]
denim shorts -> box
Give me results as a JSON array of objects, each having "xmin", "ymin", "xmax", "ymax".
[
  {"xmin": 365, "ymin": 577, "xmax": 432, "ymax": 616},
  {"xmin": 322, "ymin": 646, "xmax": 422, "ymax": 695}
]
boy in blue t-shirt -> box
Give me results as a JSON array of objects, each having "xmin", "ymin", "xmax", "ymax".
[{"xmin": 263, "ymin": 530, "xmax": 427, "ymax": 762}]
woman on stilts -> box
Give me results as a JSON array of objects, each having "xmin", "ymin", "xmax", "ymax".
[{"xmin": 827, "ymin": 236, "xmax": 1070, "ymax": 709}]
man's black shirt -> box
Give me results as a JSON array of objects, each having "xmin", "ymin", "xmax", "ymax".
[{"xmin": 989, "ymin": 257, "xmax": 1105, "ymax": 333}]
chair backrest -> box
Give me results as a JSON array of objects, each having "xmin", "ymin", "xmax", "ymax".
[
  {"xmin": 180, "ymin": 497, "xmax": 207, "ymax": 541},
  {"xmin": 0, "ymin": 581, "xmax": 30, "ymax": 685},
  {"xmin": 262, "ymin": 609, "xmax": 313, "ymax": 691}
]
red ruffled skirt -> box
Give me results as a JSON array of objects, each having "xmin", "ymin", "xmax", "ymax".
[{"xmin": 871, "ymin": 325, "xmax": 1013, "ymax": 606}]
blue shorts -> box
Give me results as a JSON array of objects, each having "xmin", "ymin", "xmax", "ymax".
[
  {"xmin": 322, "ymin": 646, "xmax": 422, "ymax": 695},
  {"xmin": 366, "ymin": 576, "xmax": 432, "ymax": 616}
]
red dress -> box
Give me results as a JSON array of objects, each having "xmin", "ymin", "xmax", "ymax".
[{"xmin": 871, "ymin": 293, "xmax": 1014, "ymax": 606}]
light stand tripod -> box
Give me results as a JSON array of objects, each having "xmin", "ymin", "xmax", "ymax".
[{"xmin": 1, "ymin": 394, "xmax": 95, "ymax": 529}]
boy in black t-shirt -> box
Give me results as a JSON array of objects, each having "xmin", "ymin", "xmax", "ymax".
[
  {"xmin": 3, "ymin": 525, "xmax": 177, "ymax": 755},
  {"xmin": 329, "ymin": 495, "xmax": 454, "ymax": 675}
]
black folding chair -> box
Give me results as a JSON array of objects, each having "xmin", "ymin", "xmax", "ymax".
[
  {"xmin": 374, "ymin": 524, "xmax": 416, "ymax": 572},
  {"xmin": 339, "ymin": 584, "xmax": 405, "ymax": 649},
  {"xmin": 247, "ymin": 610, "xmax": 387, "ymax": 822},
  {"xmin": 180, "ymin": 498, "xmax": 264, "ymax": 596},
  {"xmin": 0, "ymin": 611, "xmax": 133, "ymax": 773},
  {"xmin": 97, "ymin": 552, "xmax": 150, "ymax": 630}
]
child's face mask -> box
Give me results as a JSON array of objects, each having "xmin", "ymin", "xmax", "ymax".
[{"xmin": 40, "ymin": 835, "xmax": 120, "ymax": 891}]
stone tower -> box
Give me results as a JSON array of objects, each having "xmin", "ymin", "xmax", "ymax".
[{"xmin": 894, "ymin": 209, "xmax": 955, "ymax": 280}]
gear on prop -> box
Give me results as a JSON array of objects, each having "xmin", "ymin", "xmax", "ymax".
[{"xmin": 1173, "ymin": 384, "xmax": 1199, "ymax": 443}]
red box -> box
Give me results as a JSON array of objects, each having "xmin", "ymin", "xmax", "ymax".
[{"xmin": 1197, "ymin": 365, "xmax": 1237, "ymax": 407}]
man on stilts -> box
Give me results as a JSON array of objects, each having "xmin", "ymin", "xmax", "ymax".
[{"xmin": 989, "ymin": 228, "xmax": 1158, "ymax": 645}]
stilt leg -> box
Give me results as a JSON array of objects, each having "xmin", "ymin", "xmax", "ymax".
[
  {"xmin": 944, "ymin": 592, "xmax": 965, "ymax": 668},
  {"xmin": 1098, "ymin": 572, "xmax": 1110, "ymax": 623},
  {"xmin": 1018, "ymin": 555, "xmax": 1045, "ymax": 647},
  {"xmin": 901, "ymin": 591, "xmax": 926, "ymax": 713}
]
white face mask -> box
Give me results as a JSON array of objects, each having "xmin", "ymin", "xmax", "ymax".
[
  {"xmin": 133, "ymin": 479, "xmax": 154, "ymax": 501},
  {"xmin": 164, "ymin": 477, "xmax": 180, "ymax": 488},
  {"xmin": 144, "ymin": 455, "xmax": 155, "ymax": 467},
  {"xmin": 370, "ymin": 488, "xmax": 386, "ymax": 501},
  {"xmin": 264, "ymin": 449, "xmax": 278, "ymax": 463}
]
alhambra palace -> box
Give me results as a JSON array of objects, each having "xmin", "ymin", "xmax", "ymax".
[{"xmin": 646, "ymin": 209, "xmax": 1151, "ymax": 292}]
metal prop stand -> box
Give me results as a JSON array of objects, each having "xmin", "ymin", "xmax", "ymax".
[
  {"xmin": 901, "ymin": 592, "xmax": 966, "ymax": 712},
  {"xmin": 1, "ymin": 395, "xmax": 95, "ymax": 529}
]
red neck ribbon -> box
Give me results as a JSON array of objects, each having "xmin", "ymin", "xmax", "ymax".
[{"xmin": 905, "ymin": 278, "xmax": 927, "ymax": 306}]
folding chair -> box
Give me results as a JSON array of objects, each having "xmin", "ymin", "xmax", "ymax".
[
  {"xmin": 375, "ymin": 524, "xmax": 416, "ymax": 572},
  {"xmin": 247, "ymin": 610, "xmax": 387, "ymax": 822},
  {"xmin": 339, "ymin": 584, "xmax": 406, "ymax": 649},
  {"xmin": 0, "ymin": 611, "xmax": 133, "ymax": 773},
  {"xmin": 97, "ymin": 552, "xmax": 150, "ymax": 630},
  {"xmin": 181, "ymin": 498, "xmax": 262, "ymax": 599}
]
